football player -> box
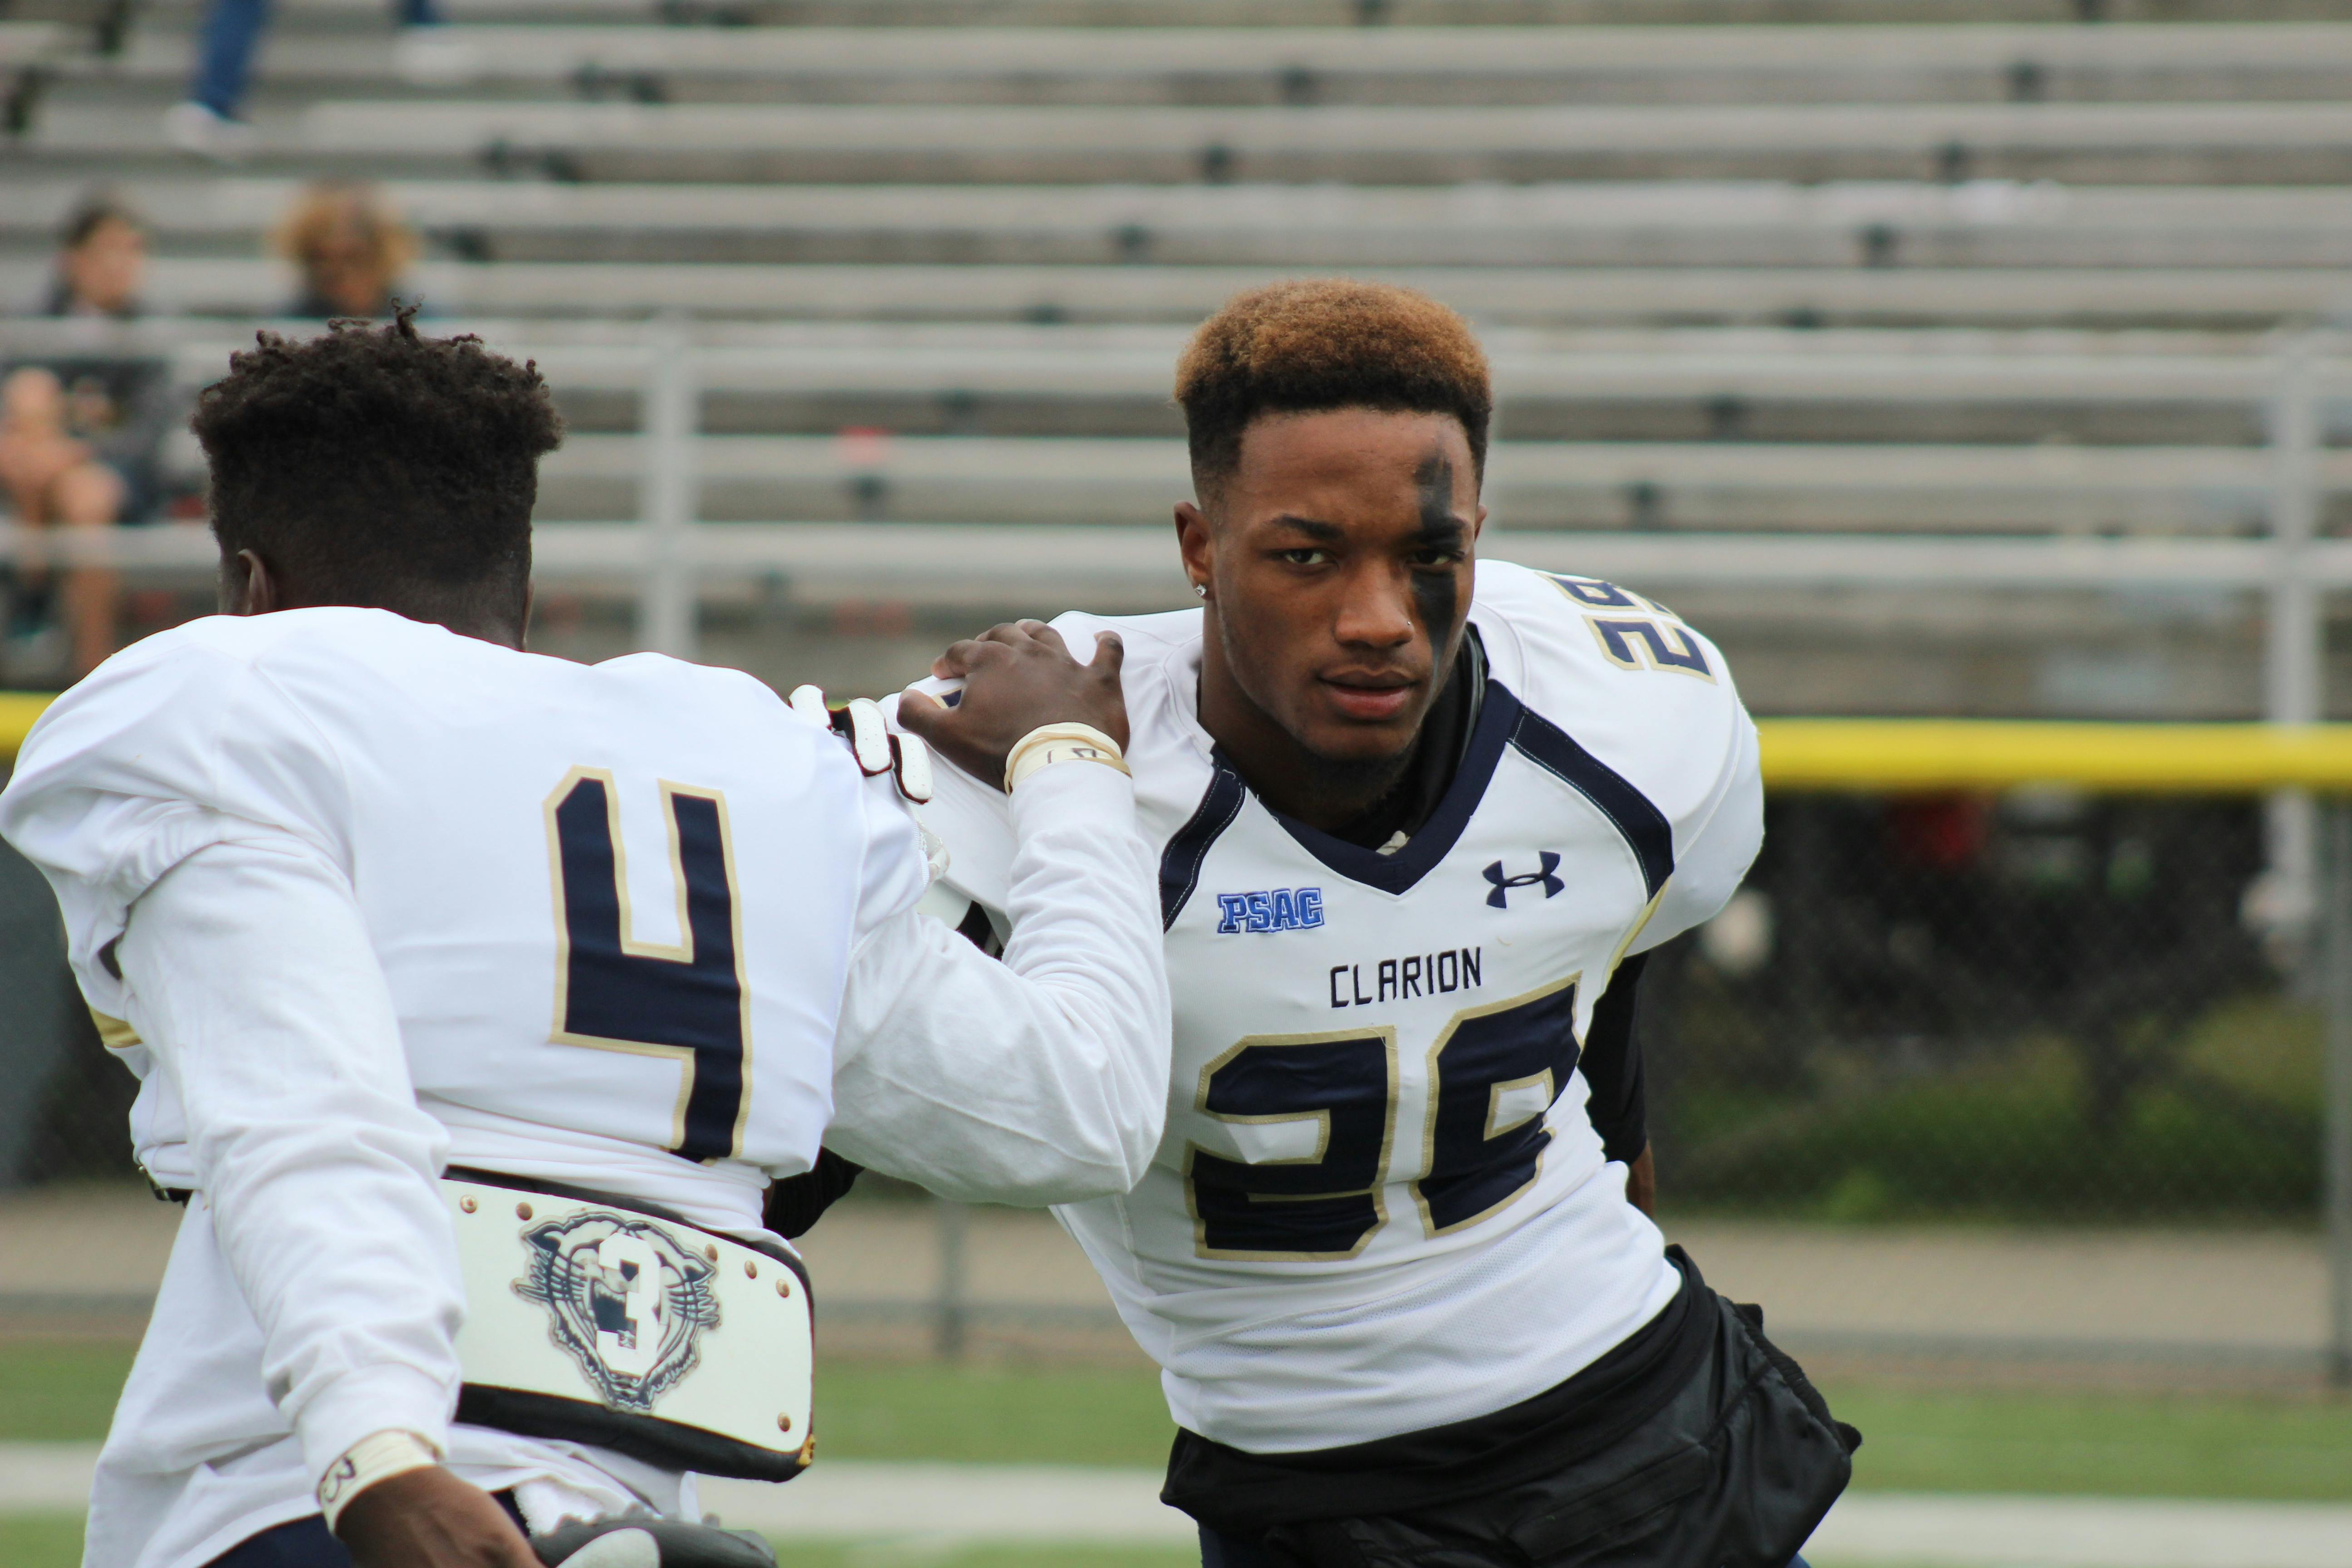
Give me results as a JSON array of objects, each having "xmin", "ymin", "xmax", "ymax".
[
  {"xmin": 899, "ymin": 281, "xmax": 1857, "ymax": 1567},
  {"xmin": 0, "ymin": 315, "xmax": 1171, "ymax": 1568}
]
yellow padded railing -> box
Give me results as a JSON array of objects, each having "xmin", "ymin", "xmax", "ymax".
[
  {"xmin": 1757, "ymin": 720, "xmax": 2352, "ymax": 792},
  {"xmin": 2, "ymin": 692, "xmax": 49, "ymax": 761},
  {"xmin": 9, "ymin": 693, "xmax": 2352, "ymax": 790}
]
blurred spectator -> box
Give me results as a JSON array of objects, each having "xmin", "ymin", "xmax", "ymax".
[
  {"xmin": 2, "ymin": 196, "xmax": 177, "ymax": 685},
  {"xmin": 2, "ymin": 371, "xmax": 135, "ymax": 682},
  {"xmin": 44, "ymin": 196, "xmax": 148, "ymax": 320},
  {"xmin": 167, "ymin": 0, "xmax": 444, "ymax": 162},
  {"xmin": 274, "ymin": 182, "xmax": 420, "ymax": 319}
]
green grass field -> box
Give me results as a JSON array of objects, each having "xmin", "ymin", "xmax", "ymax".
[
  {"xmin": 0, "ymin": 1518, "xmax": 84, "ymax": 1568},
  {"xmin": 15, "ymin": 1341, "xmax": 2351, "ymax": 1496},
  {"xmin": 813, "ymin": 1363, "xmax": 2352, "ymax": 1502},
  {"xmin": 5, "ymin": 1343, "xmax": 2347, "ymax": 1567}
]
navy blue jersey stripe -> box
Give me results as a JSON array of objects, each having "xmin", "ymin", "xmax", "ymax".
[
  {"xmin": 1161, "ymin": 762, "xmax": 1249, "ymax": 929},
  {"xmin": 1507, "ymin": 707, "xmax": 1675, "ymax": 897},
  {"xmin": 1269, "ymin": 680, "xmax": 1519, "ymax": 897}
]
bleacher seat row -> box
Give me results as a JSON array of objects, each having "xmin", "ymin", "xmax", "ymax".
[
  {"xmin": 10, "ymin": 7, "xmax": 2352, "ymax": 321},
  {"xmin": 3, "ymin": 0, "xmax": 2349, "ymax": 710}
]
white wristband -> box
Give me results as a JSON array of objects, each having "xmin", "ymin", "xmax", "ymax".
[
  {"xmin": 317, "ymin": 1428, "xmax": 440, "ymax": 1533},
  {"xmin": 1004, "ymin": 723, "xmax": 1130, "ymax": 792}
]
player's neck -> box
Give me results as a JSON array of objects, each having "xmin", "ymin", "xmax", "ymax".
[
  {"xmin": 1197, "ymin": 640, "xmax": 1423, "ymax": 834},
  {"xmin": 223, "ymin": 554, "xmax": 530, "ymax": 651},
  {"xmin": 428, "ymin": 608, "xmax": 528, "ymax": 651}
]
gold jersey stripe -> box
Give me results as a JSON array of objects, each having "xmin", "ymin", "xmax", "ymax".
[{"xmin": 90, "ymin": 1008, "xmax": 142, "ymax": 1051}]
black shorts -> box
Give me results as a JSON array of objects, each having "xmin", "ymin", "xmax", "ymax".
[
  {"xmin": 1203, "ymin": 1530, "xmax": 1815, "ymax": 1568},
  {"xmin": 1180, "ymin": 1279, "xmax": 1857, "ymax": 1568}
]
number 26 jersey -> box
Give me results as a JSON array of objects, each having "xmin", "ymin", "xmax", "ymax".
[{"xmin": 914, "ymin": 560, "xmax": 1763, "ymax": 1453}]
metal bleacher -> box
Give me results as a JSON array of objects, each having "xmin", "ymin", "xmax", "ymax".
[
  {"xmin": 3, "ymin": 0, "xmax": 2350, "ymax": 712},
  {"xmin": 11, "ymin": 9, "xmax": 2352, "ymax": 324}
]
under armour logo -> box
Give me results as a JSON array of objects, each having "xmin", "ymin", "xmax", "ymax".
[{"xmin": 1484, "ymin": 853, "xmax": 1564, "ymax": 909}]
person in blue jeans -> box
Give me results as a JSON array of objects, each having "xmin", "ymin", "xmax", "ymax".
[{"xmin": 166, "ymin": 0, "xmax": 442, "ymax": 159}]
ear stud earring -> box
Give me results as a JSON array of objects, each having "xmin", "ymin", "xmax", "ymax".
[{"xmin": 1192, "ymin": 583, "xmax": 1208, "ymax": 598}]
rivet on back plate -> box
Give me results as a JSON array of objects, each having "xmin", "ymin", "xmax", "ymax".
[
  {"xmin": 776, "ymin": 1414, "xmax": 793, "ymax": 1433},
  {"xmin": 775, "ymin": 1278, "xmax": 792, "ymax": 1298},
  {"xmin": 459, "ymin": 1196, "xmax": 477, "ymax": 1214},
  {"xmin": 515, "ymin": 1203, "xmax": 533, "ymax": 1221}
]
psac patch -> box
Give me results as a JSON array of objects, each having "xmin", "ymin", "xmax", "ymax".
[{"xmin": 1216, "ymin": 887, "xmax": 1327, "ymax": 934}]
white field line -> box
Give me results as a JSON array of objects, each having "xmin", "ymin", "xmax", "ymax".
[
  {"xmin": 0, "ymin": 1444, "xmax": 101, "ymax": 1514},
  {"xmin": 698, "ymin": 1463, "xmax": 1193, "ymax": 1544},
  {"xmin": 5, "ymin": 1446, "xmax": 2349, "ymax": 1566}
]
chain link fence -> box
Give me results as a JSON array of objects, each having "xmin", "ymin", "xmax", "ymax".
[
  {"xmin": 4, "ymin": 785, "xmax": 2318, "ymax": 1212},
  {"xmin": 1647, "ymin": 790, "xmax": 2313, "ymax": 1225},
  {"xmin": 5, "ymin": 753, "xmax": 2348, "ymax": 1379}
]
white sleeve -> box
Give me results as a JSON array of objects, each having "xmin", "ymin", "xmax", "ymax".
[
  {"xmin": 118, "ymin": 834, "xmax": 462, "ymax": 1485},
  {"xmin": 1633, "ymin": 699, "xmax": 1764, "ymax": 955},
  {"xmin": 822, "ymin": 759, "xmax": 1171, "ymax": 1205},
  {"xmin": 0, "ymin": 639, "xmax": 349, "ymax": 1025}
]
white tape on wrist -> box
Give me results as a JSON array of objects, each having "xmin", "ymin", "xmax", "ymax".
[
  {"xmin": 317, "ymin": 1429, "xmax": 440, "ymax": 1533},
  {"xmin": 1004, "ymin": 723, "xmax": 1130, "ymax": 792}
]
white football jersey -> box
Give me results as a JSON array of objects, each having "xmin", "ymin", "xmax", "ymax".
[
  {"xmin": 6, "ymin": 606, "xmax": 1173, "ymax": 1568},
  {"xmin": 10, "ymin": 607, "xmax": 921, "ymax": 1212},
  {"xmin": 912, "ymin": 559, "xmax": 1762, "ymax": 1452}
]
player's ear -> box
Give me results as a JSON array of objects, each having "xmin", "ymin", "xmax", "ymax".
[
  {"xmin": 1175, "ymin": 500, "xmax": 1215, "ymax": 600},
  {"xmin": 220, "ymin": 548, "xmax": 280, "ymax": 617},
  {"xmin": 1472, "ymin": 503, "xmax": 1488, "ymax": 544}
]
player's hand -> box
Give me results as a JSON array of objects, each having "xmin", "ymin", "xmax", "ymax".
[
  {"xmin": 0, "ymin": 430, "xmax": 90, "ymax": 500},
  {"xmin": 333, "ymin": 1465, "xmax": 539, "ymax": 1568},
  {"xmin": 900, "ymin": 620, "xmax": 1127, "ymax": 790}
]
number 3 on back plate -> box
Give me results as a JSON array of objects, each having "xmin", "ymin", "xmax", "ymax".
[{"xmin": 545, "ymin": 767, "xmax": 752, "ymax": 1163}]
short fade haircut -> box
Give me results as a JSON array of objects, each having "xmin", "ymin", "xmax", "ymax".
[
  {"xmin": 192, "ymin": 310, "xmax": 563, "ymax": 625},
  {"xmin": 1173, "ymin": 279, "xmax": 1492, "ymax": 502}
]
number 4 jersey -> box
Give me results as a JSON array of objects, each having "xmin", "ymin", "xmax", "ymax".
[
  {"xmin": 5, "ymin": 606, "xmax": 916, "ymax": 1215},
  {"xmin": 6, "ymin": 604, "xmax": 1172, "ymax": 1568},
  {"xmin": 910, "ymin": 559, "xmax": 1763, "ymax": 1453}
]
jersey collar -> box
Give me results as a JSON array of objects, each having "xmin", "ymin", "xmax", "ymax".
[{"xmin": 1246, "ymin": 679, "xmax": 1524, "ymax": 898}]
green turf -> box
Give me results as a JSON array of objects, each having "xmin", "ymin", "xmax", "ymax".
[
  {"xmin": 0, "ymin": 1514, "xmax": 83, "ymax": 1568},
  {"xmin": 817, "ymin": 1362, "xmax": 2352, "ymax": 1500},
  {"xmin": 813, "ymin": 1362, "xmax": 1175, "ymax": 1467},
  {"xmin": 1823, "ymin": 1381, "xmax": 2352, "ymax": 1503},
  {"xmin": 0, "ymin": 1339, "xmax": 137, "ymax": 1442},
  {"xmin": 10, "ymin": 1341, "xmax": 2351, "ymax": 1505}
]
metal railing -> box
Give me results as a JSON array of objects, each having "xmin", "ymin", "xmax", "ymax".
[
  {"xmin": 6, "ymin": 313, "xmax": 2351, "ymax": 944},
  {"xmin": 3, "ymin": 314, "xmax": 2347, "ymax": 643}
]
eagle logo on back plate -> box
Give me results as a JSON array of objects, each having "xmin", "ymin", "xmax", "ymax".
[{"xmin": 514, "ymin": 1211, "xmax": 721, "ymax": 1411}]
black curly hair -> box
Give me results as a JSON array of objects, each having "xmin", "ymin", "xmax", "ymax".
[{"xmin": 192, "ymin": 308, "xmax": 563, "ymax": 629}]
